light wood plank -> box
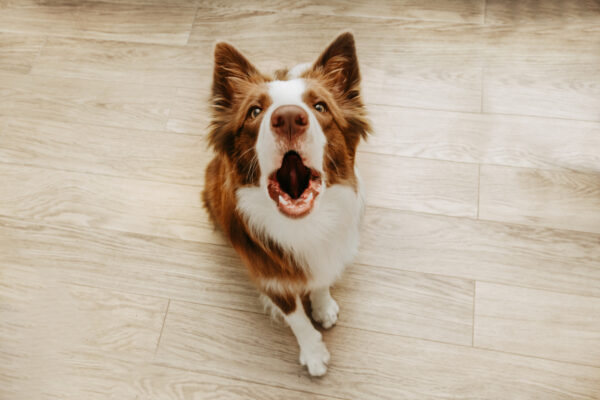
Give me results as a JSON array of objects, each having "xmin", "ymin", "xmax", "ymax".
[
  {"xmin": 166, "ymin": 87, "xmax": 211, "ymax": 134},
  {"xmin": 358, "ymin": 207, "xmax": 600, "ymax": 298},
  {"xmin": 31, "ymin": 37, "xmax": 212, "ymax": 88},
  {"xmin": 188, "ymin": 8, "xmax": 484, "ymax": 113},
  {"xmin": 0, "ymin": 268, "xmax": 168, "ymax": 399},
  {"xmin": 0, "ymin": 72, "xmax": 176, "ymax": 131},
  {"xmin": 124, "ymin": 367, "xmax": 342, "ymax": 400},
  {"xmin": 156, "ymin": 301, "xmax": 600, "ymax": 400},
  {"xmin": 197, "ymin": 0, "xmax": 485, "ymax": 23},
  {"xmin": 0, "ymin": 216, "xmax": 474, "ymax": 347},
  {"xmin": 362, "ymin": 62, "xmax": 482, "ymax": 112},
  {"xmin": 479, "ymin": 165, "xmax": 600, "ymax": 234},
  {"xmin": 0, "ymin": 217, "xmax": 248, "ymax": 310},
  {"xmin": 0, "ymin": 32, "xmax": 44, "ymax": 73},
  {"xmin": 363, "ymin": 105, "xmax": 600, "ymax": 171},
  {"xmin": 0, "ymin": 117, "xmax": 210, "ymax": 186},
  {"xmin": 189, "ymin": 8, "xmax": 600, "ymax": 66},
  {"xmin": 0, "ymin": 2, "xmax": 196, "ymax": 45},
  {"xmin": 357, "ymin": 152, "xmax": 479, "ymax": 217},
  {"xmin": 0, "ymin": 163, "xmax": 217, "ymax": 243},
  {"xmin": 483, "ymin": 65, "xmax": 600, "ymax": 121},
  {"xmin": 336, "ymin": 265, "xmax": 474, "ymax": 345},
  {"xmin": 475, "ymin": 282, "xmax": 600, "ymax": 367},
  {"xmin": 485, "ymin": 0, "xmax": 600, "ymax": 25}
]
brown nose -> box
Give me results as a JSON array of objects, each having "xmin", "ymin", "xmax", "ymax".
[{"xmin": 270, "ymin": 105, "xmax": 308, "ymax": 140}]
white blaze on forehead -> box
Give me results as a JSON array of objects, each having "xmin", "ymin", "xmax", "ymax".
[
  {"xmin": 288, "ymin": 62, "xmax": 311, "ymax": 79},
  {"xmin": 268, "ymin": 79, "xmax": 306, "ymax": 106}
]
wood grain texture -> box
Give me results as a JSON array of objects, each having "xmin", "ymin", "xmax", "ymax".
[
  {"xmin": 357, "ymin": 151, "xmax": 479, "ymax": 217},
  {"xmin": 156, "ymin": 301, "xmax": 600, "ymax": 400},
  {"xmin": 0, "ymin": 217, "xmax": 247, "ymax": 309},
  {"xmin": 31, "ymin": 37, "xmax": 212, "ymax": 88},
  {"xmin": 0, "ymin": 32, "xmax": 44, "ymax": 74},
  {"xmin": 0, "ymin": 216, "xmax": 474, "ymax": 347},
  {"xmin": 479, "ymin": 165, "xmax": 600, "ymax": 234},
  {"xmin": 485, "ymin": 0, "xmax": 600, "ymax": 25},
  {"xmin": 166, "ymin": 87, "xmax": 211, "ymax": 134},
  {"xmin": 197, "ymin": 0, "xmax": 485, "ymax": 23},
  {"xmin": 0, "ymin": 2, "xmax": 196, "ymax": 45},
  {"xmin": 474, "ymin": 282, "xmax": 600, "ymax": 367},
  {"xmin": 115, "ymin": 366, "xmax": 342, "ymax": 400},
  {"xmin": 1, "ymin": 1, "xmax": 600, "ymax": 398},
  {"xmin": 358, "ymin": 207, "xmax": 600, "ymax": 298},
  {"xmin": 364, "ymin": 105, "xmax": 600, "ymax": 171},
  {"xmin": 336, "ymin": 265, "xmax": 474, "ymax": 345},
  {"xmin": 0, "ymin": 163, "xmax": 216, "ymax": 243},
  {"xmin": 0, "ymin": 117, "xmax": 211, "ymax": 185},
  {"xmin": 0, "ymin": 72, "xmax": 176, "ymax": 130},
  {"xmin": 0, "ymin": 268, "xmax": 168, "ymax": 399},
  {"xmin": 188, "ymin": 7, "xmax": 600, "ymax": 65},
  {"xmin": 189, "ymin": 8, "xmax": 484, "ymax": 112},
  {"xmin": 483, "ymin": 65, "xmax": 600, "ymax": 121}
]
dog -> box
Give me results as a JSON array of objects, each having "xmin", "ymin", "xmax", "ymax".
[{"xmin": 203, "ymin": 32, "xmax": 371, "ymax": 376}]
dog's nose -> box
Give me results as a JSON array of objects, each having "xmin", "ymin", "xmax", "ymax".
[{"xmin": 270, "ymin": 105, "xmax": 308, "ymax": 140}]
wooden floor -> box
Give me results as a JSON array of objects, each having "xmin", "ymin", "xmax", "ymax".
[{"xmin": 1, "ymin": 1, "xmax": 600, "ymax": 399}]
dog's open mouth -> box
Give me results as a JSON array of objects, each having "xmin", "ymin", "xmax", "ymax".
[{"xmin": 267, "ymin": 151, "xmax": 322, "ymax": 218}]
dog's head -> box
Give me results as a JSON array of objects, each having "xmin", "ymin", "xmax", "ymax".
[{"xmin": 209, "ymin": 32, "xmax": 370, "ymax": 219}]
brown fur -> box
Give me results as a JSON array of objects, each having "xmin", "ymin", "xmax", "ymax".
[{"xmin": 203, "ymin": 33, "xmax": 371, "ymax": 314}]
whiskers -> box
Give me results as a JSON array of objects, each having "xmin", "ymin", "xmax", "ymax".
[
  {"xmin": 326, "ymin": 151, "xmax": 340, "ymax": 178},
  {"xmin": 246, "ymin": 153, "xmax": 260, "ymax": 184}
]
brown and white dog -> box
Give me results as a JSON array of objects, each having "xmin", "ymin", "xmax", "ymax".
[{"xmin": 203, "ymin": 32, "xmax": 371, "ymax": 376}]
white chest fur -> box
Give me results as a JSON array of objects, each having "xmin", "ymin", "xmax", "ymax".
[{"xmin": 236, "ymin": 172, "xmax": 365, "ymax": 290}]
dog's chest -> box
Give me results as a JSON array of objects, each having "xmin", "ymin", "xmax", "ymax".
[{"xmin": 236, "ymin": 180, "xmax": 365, "ymax": 289}]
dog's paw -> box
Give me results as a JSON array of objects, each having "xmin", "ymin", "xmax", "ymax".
[
  {"xmin": 299, "ymin": 340, "xmax": 330, "ymax": 377},
  {"xmin": 312, "ymin": 297, "xmax": 339, "ymax": 329}
]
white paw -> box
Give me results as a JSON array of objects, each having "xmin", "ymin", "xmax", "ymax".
[
  {"xmin": 299, "ymin": 340, "xmax": 330, "ymax": 377},
  {"xmin": 312, "ymin": 297, "xmax": 339, "ymax": 329}
]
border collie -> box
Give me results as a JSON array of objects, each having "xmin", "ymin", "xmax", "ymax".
[{"xmin": 203, "ymin": 32, "xmax": 371, "ymax": 376}]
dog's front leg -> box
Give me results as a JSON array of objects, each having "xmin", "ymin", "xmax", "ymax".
[
  {"xmin": 268, "ymin": 292, "xmax": 330, "ymax": 376},
  {"xmin": 310, "ymin": 287, "xmax": 339, "ymax": 329}
]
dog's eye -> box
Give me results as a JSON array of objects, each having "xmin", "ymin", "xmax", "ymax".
[
  {"xmin": 314, "ymin": 102, "xmax": 326, "ymax": 113},
  {"xmin": 249, "ymin": 106, "xmax": 262, "ymax": 118}
]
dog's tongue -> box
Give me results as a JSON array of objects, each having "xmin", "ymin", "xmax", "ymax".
[{"xmin": 276, "ymin": 152, "xmax": 310, "ymax": 199}]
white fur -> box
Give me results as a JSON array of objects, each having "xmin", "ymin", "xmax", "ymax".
[
  {"xmin": 256, "ymin": 79, "xmax": 327, "ymax": 189},
  {"xmin": 310, "ymin": 287, "xmax": 339, "ymax": 329},
  {"xmin": 285, "ymin": 296, "xmax": 330, "ymax": 376},
  {"xmin": 246, "ymin": 76, "xmax": 366, "ymax": 290},
  {"xmin": 288, "ymin": 62, "xmax": 311, "ymax": 79},
  {"xmin": 237, "ymin": 73, "xmax": 365, "ymax": 377},
  {"xmin": 237, "ymin": 179, "xmax": 364, "ymax": 290}
]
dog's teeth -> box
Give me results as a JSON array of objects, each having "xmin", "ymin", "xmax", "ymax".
[
  {"xmin": 307, "ymin": 192, "xmax": 314, "ymax": 201},
  {"xmin": 279, "ymin": 195, "xmax": 289, "ymax": 205}
]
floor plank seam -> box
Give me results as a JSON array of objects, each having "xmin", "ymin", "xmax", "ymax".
[
  {"xmin": 154, "ymin": 298, "xmax": 171, "ymax": 357},
  {"xmin": 482, "ymin": 0, "xmax": 487, "ymax": 24},
  {"xmin": 472, "ymin": 281, "xmax": 477, "ymax": 346},
  {"xmin": 357, "ymin": 149, "xmax": 600, "ymax": 174},
  {"xmin": 190, "ymin": 4, "xmax": 487, "ymax": 25},
  {"xmin": 0, "ymin": 29, "xmax": 195, "ymax": 47},
  {"xmin": 0, "ymin": 160, "xmax": 205, "ymax": 189},
  {"xmin": 367, "ymin": 102, "xmax": 600, "ymax": 124},
  {"xmin": 355, "ymin": 261, "xmax": 600, "ymax": 300},
  {"xmin": 476, "ymin": 163, "xmax": 481, "ymax": 219},
  {"xmin": 470, "ymin": 344, "xmax": 600, "ymax": 370}
]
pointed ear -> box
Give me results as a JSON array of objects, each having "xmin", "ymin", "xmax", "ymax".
[
  {"xmin": 212, "ymin": 42, "xmax": 259, "ymax": 108},
  {"xmin": 313, "ymin": 32, "xmax": 361, "ymax": 99}
]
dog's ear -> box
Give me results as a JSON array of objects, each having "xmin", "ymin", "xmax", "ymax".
[
  {"xmin": 212, "ymin": 42, "xmax": 259, "ymax": 109},
  {"xmin": 313, "ymin": 32, "xmax": 360, "ymax": 100}
]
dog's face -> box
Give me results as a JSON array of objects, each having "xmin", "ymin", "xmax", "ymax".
[{"xmin": 209, "ymin": 33, "xmax": 370, "ymax": 219}]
